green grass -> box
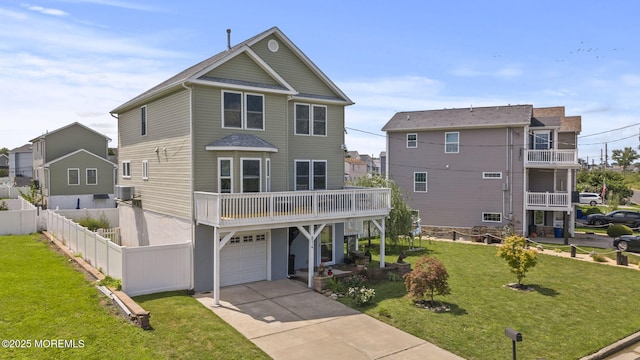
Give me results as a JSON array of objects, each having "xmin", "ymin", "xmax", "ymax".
[
  {"xmin": 0, "ymin": 234, "xmax": 268, "ymax": 360},
  {"xmin": 345, "ymin": 239, "xmax": 640, "ymax": 360}
]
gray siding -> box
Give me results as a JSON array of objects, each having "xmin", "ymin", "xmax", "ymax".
[
  {"xmin": 118, "ymin": 89, "xmax": 192, "ymax": 219},
  {"xmin": 44, "ymin": 124, "xmax": 108, "ymax": 162},
  {"xmin": 388, "ymin": 127, "xmax": 525, "ymax": 228},
  {"xmin": 48, "ymin": 152, "xmax": 115, "ymax": 196},
  {"xmin": 251, "ymin": 35, "xmax": 338, "ymax": 98}
]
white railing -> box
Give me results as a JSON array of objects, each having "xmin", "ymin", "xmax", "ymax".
[
  {"xmin": 525, "ymin": 149, "xmax": 577, "ymax": 166},
  {"xmin": 526, "ymin": 192, "xmax": 570, "ymax": 208},
  {"xmin": 194, "ymin": 188, "xmax": 391, "ymax": 227}
]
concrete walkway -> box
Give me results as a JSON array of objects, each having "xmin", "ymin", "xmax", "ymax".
[{"xmin": 195, "ymin": 279, "xmax": 464, "ymax": 360}]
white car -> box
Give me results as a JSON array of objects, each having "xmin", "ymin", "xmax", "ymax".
[{"xmin": 579, "ymin": 192, "xmax": 603, "ymax": 206}]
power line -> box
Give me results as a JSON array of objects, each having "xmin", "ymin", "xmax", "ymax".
[{"xmin": 578, "ymin": 122, "xmax": 640, "ymax": 138}]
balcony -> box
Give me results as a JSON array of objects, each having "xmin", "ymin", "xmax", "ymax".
[
  {"xmin": 194, "ymin": 188, "xmax": 391, "ymax": 228},
  {"xmin": 525, "ymin": 149, "xmax": 578, "ymax": 168},
  {"xmin": 526, "ymin": 191, "xmax": 571, "ymax": 210}
]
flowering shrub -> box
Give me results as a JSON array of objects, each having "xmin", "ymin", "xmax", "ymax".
[
  {"xmin": 343, "ymin": 275, "xmax": 367, "ymax": 288},
  {"xmin": 348, "ymin": 286, "xmax": 375, "ymax": 305}
]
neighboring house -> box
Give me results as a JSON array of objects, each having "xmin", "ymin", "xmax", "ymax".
[
  {"xmin": 9, "ymin": 144, "xmax": 32, "ymax": 187},
  {"xmin": 345, "ymin": 156, "xmax": 368, "ymax": 182},
  {"xmin": 0, "ymin": 153, "xmax": 8, "ymax": 169},
  {"xmin": 347, "ymin": 150, "xmax": 380, "ymax": 178},
  {"xmin": 110, "ymin": 27, "xmax": 390, "ymax": 304},
  {"xmin": 30, "ymin": 122, "xmax": 117, "ymax": 209},
  {"xmin": 382, "ymin": 105, "xmax": 581, "ymax": 237}
]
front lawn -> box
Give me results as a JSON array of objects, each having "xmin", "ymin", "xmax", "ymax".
[
  {"xmin": 344, "ymin": 239, "xmax": 640, "ymax": 359},
  {"xmin": 0, "ymin": 234, "xmax": 268, "ymax": 360}
]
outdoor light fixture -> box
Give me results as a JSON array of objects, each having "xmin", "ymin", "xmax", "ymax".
[{"xmin": 505, "ymin": 327, "xmax": 522, "ymax": 360}]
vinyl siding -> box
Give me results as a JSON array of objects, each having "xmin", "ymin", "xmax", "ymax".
[
  {"xmin": 118, "ymin": 89, "xmax": 192, "ymax": 219},
  {"xmin": 192, "ymin": 86, "xmax": 289, "ymax": 192},
  {"xmin": 388, "ymin": 127, "xmax": 525, "ymax": 228},
  {"xmin": 203, "ymin": 52, "xmax": 280, "ymax": 86},
  {"xmin": 47, "ymin": 152, "xmax": 115, "ymax": 196},
  {"xmin": 44, "ymin": 124, "xmax": 108, "ymax": 162},
  {"xmin": 250, "ymin": 34, "xmax": 338, "ymax": 98}
]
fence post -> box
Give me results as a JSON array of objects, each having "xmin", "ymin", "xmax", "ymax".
[
  {"xmin": 452, "ymin": 230, "xmax": 456, "ymax": 241},
  {"xmin": 570, "ymin": 245, "xmax": 576, "ymax": 258},
  {"xmin": 616, "ymin": 250, "xmax": 628, "ymax": 266}
]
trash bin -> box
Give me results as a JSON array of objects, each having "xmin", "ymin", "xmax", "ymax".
[
  {"xmin": 554, "ymin": 227, "xmax": 563, "ymax": 238},
  {"xmin": 576, "ymin": 209, "xmax": 583, "ymax": 219}
]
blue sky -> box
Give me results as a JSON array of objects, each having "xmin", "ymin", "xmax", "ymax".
[{"xmin": 1, "ymin": 0, "xmax": 639, "ymax": 163}]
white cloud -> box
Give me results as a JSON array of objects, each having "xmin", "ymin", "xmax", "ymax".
[{"xmin": 22, "ymin": 4, "xmax": 69, "ymax": 16}]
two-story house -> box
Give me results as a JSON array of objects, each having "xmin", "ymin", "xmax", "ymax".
[
  {"xmin": 110, "ymin": 27, "xmax": 390, "ymax": 305},
  {"xmin": 382, "ymin": 105, "xmax": 581, "ymax": 238},
  {"xmin": 30, "ymin": 122, "xmax": 117, "ymax": 209},
  {"xmin": 9, "ymin": 144, "xmax": 33, "ymax": 187}
]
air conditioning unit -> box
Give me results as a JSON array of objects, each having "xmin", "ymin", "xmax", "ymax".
[{"xmin": 115, "ymin": 185, "xmax": 135, "ymax": 201}]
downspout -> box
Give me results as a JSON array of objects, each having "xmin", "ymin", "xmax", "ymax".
[
  {"xmin": 182, "ymin": 81, "xmax": 195, "ymax": 292},
  {"xmin": 522, "ymin": 125, "xmax": 529, "ymax": 236}
]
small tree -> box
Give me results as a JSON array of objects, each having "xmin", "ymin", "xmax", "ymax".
[
  {"xmin": 18, "ymin": 181, "xmax": 42, "ymax": 207},
  {"xmin": 404, "ymin": 255, "xmax": 450, "ymax": 304},
  {"xmin": 496, "ymin": 235, "xmax": 538, "ymax": 287}
]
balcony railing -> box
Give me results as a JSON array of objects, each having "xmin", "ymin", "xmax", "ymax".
[
  {"xmin": 194, "ymin": 188, "xmax": 391, "ymax": 228},
  {"xmin": 525, "ymin": 149, "xmax": 578, "ymax": 167},
  {"xmin": 526, "ymin": 191, "xmax": 570, "ymax": 209}
]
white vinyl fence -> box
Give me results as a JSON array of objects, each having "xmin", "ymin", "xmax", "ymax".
[
  {"xmin": 0, "ymin": 197, "xmax": 37, "ymax": 235},
  {"xmin": 53, "ymin": 208, "xmax": 119, "ymax": 228},
  {"xmin": 0, "ymin": 185, "xmax": 30, "ymax": 199},
  {"xmin": 46, "ymin": 210, "xmax": 191, "ymax": 296}
]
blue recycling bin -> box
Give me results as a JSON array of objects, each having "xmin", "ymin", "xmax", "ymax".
[
  {"xmin": 554, "ymin": 227, "xmax": 563, "ymax": 238},
  {"xmin": 576, "ymin": 209, "xmax": 583, "ymax": 219}
]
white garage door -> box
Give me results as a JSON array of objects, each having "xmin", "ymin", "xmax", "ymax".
[{"xmin": 220, "ymin": 233, "xmax": 267, "ymax": 286}]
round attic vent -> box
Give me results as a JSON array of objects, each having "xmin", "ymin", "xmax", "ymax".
[{"xmin": 268, "ymin": 39, "xmax": 279, "ymax": 52}]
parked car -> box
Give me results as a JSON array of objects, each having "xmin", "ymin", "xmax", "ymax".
[
  {"xmin": 613, "ymin": 235, "xmax": 640, "ymax": 252},
  {"xmin": 586, "ymin": 210, "xmax": 640, "ymax": 228},
  {"xmin": 579, "ymin": 192, "xmax": 603, "ymax": 206}
]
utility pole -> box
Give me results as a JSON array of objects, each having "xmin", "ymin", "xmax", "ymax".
[{"xmin": 605, "ymin": 143, "xmax": 608, "ymax": 168}]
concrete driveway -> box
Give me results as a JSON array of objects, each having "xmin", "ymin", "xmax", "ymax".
[{"xmin": 194, "ymin": 279, "xmax": 463, "ymax": 359}]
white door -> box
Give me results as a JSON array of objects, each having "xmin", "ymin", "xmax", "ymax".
[{"xmin": 220, "ymin": 233, "xmax": 267, "ymax": 286}]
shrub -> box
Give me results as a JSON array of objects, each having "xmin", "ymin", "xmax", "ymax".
[
  {"xmin": 496, "ymin": 235, "xmax": 538, "ymax": 286},
  {"xmin": 584, "ymin": 207, "xmax": 603, "ymax": 216},
  {"xmin": 347, "ymin": 286, "xmax": 375, "ymax": 305},
  {"xmin": 404, "ymin": 255, "xmax": 451, "ymax": 303},
  {"xmin": 78, "ymin": 213, "xmax": 111, "ymax": 231},
  {"xmin": 590, "ymin": 253, "xmax": 607, "ymax": 262},
  {"xmin": 0, "ymin": 200, "xmax": 8, "ymax": 211},
  {"xmin": 343, "ymin": 275, "xmax": 366, "ymax": 289},
  {"xmin": 607, "ymin": 224, "xmax": 633, "ymax": 238},
  {"xmin": 98, "ymin": 276, "xmax": 122, "ymax": 291},
  {"xmin": 325, "ymin": 277, "xmax": 346, "ymax": 294}
]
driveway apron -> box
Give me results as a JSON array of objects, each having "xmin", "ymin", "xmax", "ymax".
[{"xmin": 194, "ymin": 279, "xmax": 463, "ymax": 359}]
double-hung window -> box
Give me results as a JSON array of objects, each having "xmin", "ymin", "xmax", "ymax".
[
  {"xmin": 68, "ymin": 168, "xmax": 80, "ymax": 186},
  {"xmin": 445, "ymin": 132, "xmax": 459, "ymax": 153},
  {"xmin": 218, "ymin": 158, "xmax": 233, "ymax": 193},
  {"xmin": 122, "ymin": 161, "xmax": 131, "ymax": 178},
  {"xmin": 414, "ymin": 172, "xmax": 427, "ymax": 192},
  {"xmin": 407, "ymin": 133, "xmax": 417, "ymax": 148},
  {"xmin": 295, "ymin": 160, "xmax": 327, "ymax": 190},
  {"xmin": 295, "ymin": 103, "xmax": 327, "ymax": 136},
  {"xmin": 86, "ymin": 168, "xmax": 97, "ymax": 185},
  {"xmin": 142, "ymin": 160, "xmax": 149, "ymax": 180},
  {"xmin": 241, "ymin": 158, "xmax": 261, "ymax": 193},
  {"xmin": 222, "ymin": 91, "xmax": 264, "ymax": 130}
]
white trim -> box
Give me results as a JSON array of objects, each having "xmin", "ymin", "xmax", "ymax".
[
  {"xmin": 222, "ymin": 90, "xmax": 265, "ymax": 130},
  {"xmin": 222, "ymin": 90, "xmax": 243, "ymax": 129},
  {"xmin": 294, "ymin": 103, "xmax": 327, "ymax": 136},
  {"xmin": 245, "ymin": 92, "xmax": 265, "ymax": 131},
  {"xmin": 294, "ymin": 159, "xmax": 310, "ymax": 190},
  {"xmin": 86, "ymin": 168, "xmax": 98, "ymax": 185},
  {"xmin": 240, "ymin": 157, "xmax": 261, "ymax": 193},
  {"xmin": 265, "ymin": 158, "xmax": 271, "ymax": 192},
  {"xmin": 413, "ymin": 172, "xmax": 427, "ymax": 192},
  {"xmin": 407, "ymin": 133, "xmax": 417, "ymax": 148},
  {"xmin": 294, "ymin": 103, "xmax": 310, "ymax": 136},
  {"xmin": 67, "ymin": 168, "xmax": 80, "ymax": 186},
  {"xmin": 482, "ymin": 172, "xmax": 502, "ymax": 179},
  {"xmin": 482, "ymin": 212, "xmax": 502, "ymax": 223},
  {"xmin": 122, "ymin": 161, "xmax": 131, "ymax": 179},
  {"xmin": 294, "ymin": 159, "xmax": 327, "ymax": 191},
  {"xmin": 312, "ymin": 160, "xmax": 327, "ymax": 190},
  {"xmin": 312, "ymin": 104, "xmax": 327, "ymax": 136},
  {"xmin": 142, "ymin": 160, "xmax": 149, "ymax": 180},
  {"xmin": 445, "ymin": 131, "xmax": 459, "ymax": 153},
  {"xmin": 218, "ymin": 157, "xmax": 233, "ymax": 193}
]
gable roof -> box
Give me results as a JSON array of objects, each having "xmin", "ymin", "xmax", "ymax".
[
  {"xmin": 382, "ymin": 105, "xmax": 533, "ymax": 132},
  {"xmin": 29, "ymin": 122, "xmax": 111, "ymax": 143},
  {"xmin": 44, "ymin": 148, "xmax": 117, "ymax": 167},
  {"xmin": 205, "ymin": 134, "xmax": 278, "ymax": 153},
  {"xmin": 111, "ymin": 27, "xmax": 353, "ymax": 114},
  {"xmin": 10, "ymin": 144, "xmax": 32, "ymax": 153}
]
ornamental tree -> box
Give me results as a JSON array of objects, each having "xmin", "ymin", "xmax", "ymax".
[
  {"xmin": 404, "ymin": 255, "xmax": 450, "ymax": 304},
  {"xmin": 496, "ymin": 235, "xmax": 538, "ymax": 286}
]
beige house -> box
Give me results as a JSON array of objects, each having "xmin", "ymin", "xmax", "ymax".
[
  {"xmin": 30, "ymin": 122, "xmax": 116, "ymax": 209},
  {"xmin": 110, "ymin": 27, "xmax": 390, "ymax": 304}
]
